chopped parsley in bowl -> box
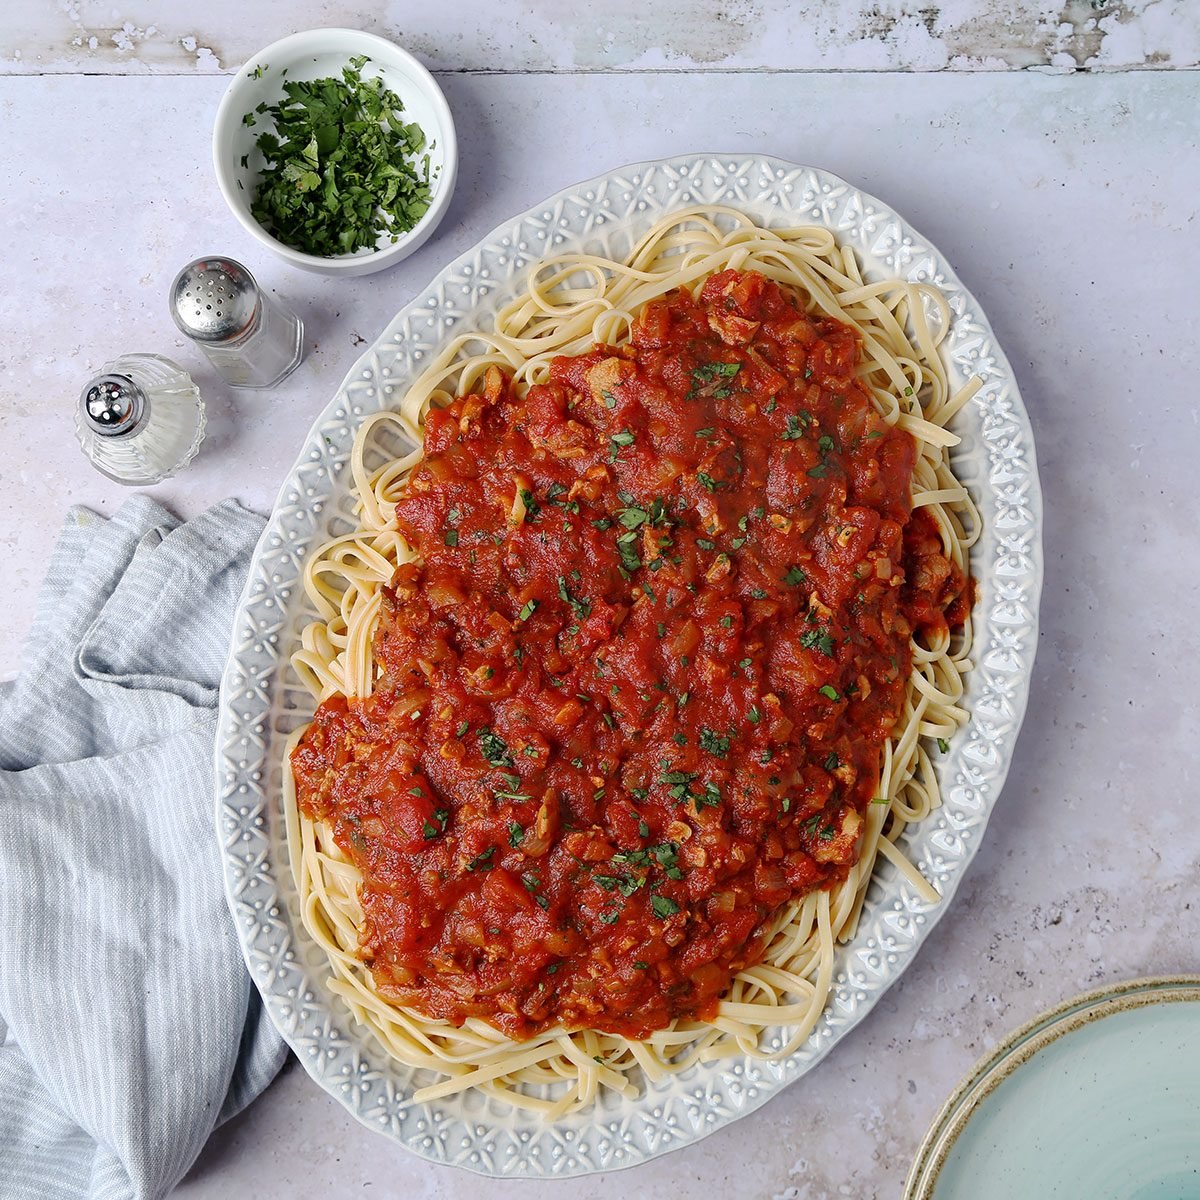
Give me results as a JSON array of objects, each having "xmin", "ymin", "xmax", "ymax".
[{"xmin": 213, "ymin": 29, "xmax": 458, "ymax": 276}]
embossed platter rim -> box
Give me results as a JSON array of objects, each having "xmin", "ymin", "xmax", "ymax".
[{"xmin": 215, "ymin": 154, "xmax": 1043, "ymax": 1177}]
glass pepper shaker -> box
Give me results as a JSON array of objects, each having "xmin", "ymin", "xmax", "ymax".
[
  {"xmin": 169, "ymin": 257, "xmax": 304, "ymax": 388},
  {"xmin": 74, "ymin": 353, "xmax": 206, "ymax": 486}
]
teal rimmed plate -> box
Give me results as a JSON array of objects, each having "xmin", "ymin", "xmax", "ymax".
[{"xmin": 905, "ymin": 976, "xmax": 1200, "ymax": 1199}]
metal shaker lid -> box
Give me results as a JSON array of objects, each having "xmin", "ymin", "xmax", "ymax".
[
  {"xmin": 80, "ymin": 374, "xmax": 147, "ymax": 437},
  {"xmin": 169, "ymin": 257, "xmax": 260, "ymax": 343}
]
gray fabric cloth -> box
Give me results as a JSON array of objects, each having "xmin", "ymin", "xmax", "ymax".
[{"xmin": 0, "ymin": 496, "xmax": 287, "ymax": 1200}]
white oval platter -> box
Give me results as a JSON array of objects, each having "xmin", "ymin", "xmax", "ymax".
[{"xmin": 215, "ymin": 153, "xmax": 1043, "ymax": 1177}]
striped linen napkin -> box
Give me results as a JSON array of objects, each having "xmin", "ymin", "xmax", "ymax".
[{"xmin": 0, "ymin": 496, "xmax": 286, "ymax": 1199}]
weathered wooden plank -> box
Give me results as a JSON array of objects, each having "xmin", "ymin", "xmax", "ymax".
[{"xmin": 1, "ymin": 0, "xmax": 1196, "ymax": 75}]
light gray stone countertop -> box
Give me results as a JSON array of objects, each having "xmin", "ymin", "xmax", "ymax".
[{"xmin": 0, "ymin": 23, "xmax": 1198, "ymax": 1200}]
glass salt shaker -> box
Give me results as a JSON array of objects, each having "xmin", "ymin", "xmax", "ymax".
[
  {"xmin": 74, "ymin": 353, "xmax": 206, "ymax": 486},
  {"xmin": 169, "ymin": 257, "xmax": 304, "ymax": 388}
]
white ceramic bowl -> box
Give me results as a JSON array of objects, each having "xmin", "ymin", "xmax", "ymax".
[{"xmin": 212, "ymin": 29, "xmax": 457, "ymax": 277}]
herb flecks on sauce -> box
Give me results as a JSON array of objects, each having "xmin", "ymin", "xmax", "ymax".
[{"xmin": 292, "ymin": 269, "xmax": 971, "ymax": 1040}]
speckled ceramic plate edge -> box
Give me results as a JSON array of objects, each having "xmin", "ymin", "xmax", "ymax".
[
  {"xmin": 215, "ymin": 153, "xmax": 1044, "ymax": 1177},
  {"xmin": 903, "ymin": 975, "xmax": 1200, "ymax": 1199}
]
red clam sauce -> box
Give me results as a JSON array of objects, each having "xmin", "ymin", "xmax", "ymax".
[{"xmin": 292, "ymin": 269, "xmax": 970, "ymax": 1040}]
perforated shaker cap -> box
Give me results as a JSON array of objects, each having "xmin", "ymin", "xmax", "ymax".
[
  {"xmin": 79, "ymin": 374, "xmax": 147, "ymax": 437},
  {"xmin": 169, "ymin": 257, "xmax": 261, "ymax": 343}
]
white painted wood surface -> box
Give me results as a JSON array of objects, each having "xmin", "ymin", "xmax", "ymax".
[
  {"xmin": 1, "ymin": 3, "xmax": 1199, "ymax": 1196},
  {"xmin": 2, "ymin": 0, "xmax": 1199, "ymax": 74}
]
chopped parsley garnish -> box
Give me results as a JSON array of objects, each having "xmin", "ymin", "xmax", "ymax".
[
  {"xmin": 697, "ymin": 361, "xmax": 742, "ymax": 380},
  {"xmin": 508, "ymin": 822, "xmax": 524, "ymax": 847},
  {"xmin": 808, "ymin": 429, "xmax": 836, "ymax": 478},
  {"xmin": 699, "ymin": 728, "xmax": 731, "ymax": 758},
  {"xmin": 687, "ymin": 360, "xmax": 742, "ymax": 399},
  {"xmin": 495, "ymin": 787, "xmax": 530, "ymax": 801},
  {"xmin": 748, "ymin": 706, "xmax": 761, "ymax": 724},
  {"xmin": 937, "ymin": 737, "xmax": 950, "ymax": 754},
  {"xmin": 616, "ymin": 496, "xmax": 668, "ymax": 531},
  {"xmin": 651, "ymin": 895, "xmax": 680, "ymax": 919},
  {"xmin": 659, "ymin": 769, "xmax": 697, "ymax": 803},
  {"xmin": 247, "ymin": 55, "xmax": 433, "ymax": 258},
  {"xmin": 519, "ymin": 487, "xmax": 541, "ymax": 520},
  {"xmin": 616, "ymin": 531, "xmax": 642, "ymax": 573},
  {"xmin": 609, "ymin": 429, "xmax": 635, "ymax": 459},
  {"xmin": 783, "ymin": 566, "xmax": 807, "ymax": 587},
  {"xmin": 478, "ymin": 727, "xmax": 513, "ymax": 767},
  {"xmin": 467, "ymin": 846, "xmax": 495, "ymax": 872},
  {"xmin": 696, "ymin": 471, "xmax": 720, "ymax": 493},
  {"xmin": 655, "ymin": 845, "xmax": 681, "ymax": 867},
  {"xmin": 818, "ymin": 684, "xmax": 841, "ymax": 701},
  {"xmin": 823, "ymin": 751, "xmax": 840, "ymax": 771},
  {"xmin": 557, "ymin": 575, "xmax": 592, "ymax": 620},
  {"xmin": 444, "ymin": 529, "xmax": 459, "ymax": 547},
  {"xmin": 782, "ymin": 413, "xmax": 810, "ymax": 440},
  {"xmin": 517, "ymin": 598, "xmax": 539, "ymax": 622},
  {"xmin": 454, "ymin": 720, "xmax": 469, "ymax": 738},
  {"xmin": 800, "ymin": 628, "xmax": 836, "ymax": 657}
]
